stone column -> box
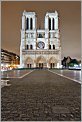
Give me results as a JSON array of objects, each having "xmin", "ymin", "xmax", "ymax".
[
  {"xmin": 47, "ymin": 62, "xmax": 49, "ymax": 68},
  {"xmin": 29, "ymin": 18, "xmax": 30, "ymax": 30},
  {"xmin": 22, "ymin": 15, "xmax": 26, "ymax": 30},
  {"xmin": 33, "ymin": 17, "xmax": 35, "ymax": 29},
  {"xmin": 34, "ymin": 42, "xmax": 36, "ymax": 50},
  {"xmin": 45, "ymin": 16, "xmax": 48, "ymax": 29},
  {"xmin": 45, "ymin": 16, "xmax": 48, "ymax": 39},
  {"xmin": 34, "ymin": 63, "xmax": 36, "ymax": 68},
  {"xmin": 55, "ymin": 17, "xmax": 58, "ymax": 30}
]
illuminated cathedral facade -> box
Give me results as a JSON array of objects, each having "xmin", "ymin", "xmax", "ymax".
[{"xmin": 20, "ymin": 10, "xmax": 61, "ymax": 68}]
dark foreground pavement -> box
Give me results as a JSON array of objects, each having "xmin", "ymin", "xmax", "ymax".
[{"xmin": 1, "ymin": 70, "xmax": 81, "ymax": 121}]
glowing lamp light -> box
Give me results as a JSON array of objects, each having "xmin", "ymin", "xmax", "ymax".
[
  {"xmin": 1, "ymin": 64, "xmax": 4, "ymax": 66},
  {"xmin": 6, "ymin": 64, "xmax": 9, "ymax": 67},
  {"xmin": 79, "ymin": 64, "xmax": 81, "ymax": 67}
]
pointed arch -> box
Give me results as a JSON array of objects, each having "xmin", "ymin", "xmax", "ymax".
[
  {"xmin": 49, "ymin": 18, "xmax": 51, "ymax": 30},
  {"xmin": 49, "ymin": 44, "xmax": 51, "ymax": 49},
  {"xmin": 52, "ymin": 18, "xmax": 54, "ymax": 30},
  {"xmin": 49, "ymin": 57, "xmax": 58, "ymax": 68},
  {"xmin": 30, "ymin": 18, "xmax": 33, "ymax": 30},
  {"xmin": 30, "ymin": 45, "xmax": 33, "ymax": 49},
  {"xmin": 49, "ymin": 57, "xmax": 58, "ymax": 64},
  {"xmin": 25, "ymin": 57, "xmax": 33, "ymax": 64},
  {"xmin": 53, "ymin": 45, "xmax": 55, "ymax": 49},
  {"xmin": 26, "ymin": 18, "xmax": 29, "ymax": 30},
  {"xmin": 36, "ymin": 56, "xmax": 46, "ymax": 63}
]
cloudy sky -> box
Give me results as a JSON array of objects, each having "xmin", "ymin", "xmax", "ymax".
[{"xmin": 1, "ymin": 1, "xmax": 81, "ymax": 59}]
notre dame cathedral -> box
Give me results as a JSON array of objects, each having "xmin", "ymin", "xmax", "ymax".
[{"xmin": 20, "ymin": 10, "xmax": 61, "ymax": 68}]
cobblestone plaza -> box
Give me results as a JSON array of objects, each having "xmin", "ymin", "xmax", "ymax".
[{"xmin": 1, "ymin": 70, "xmax": 81, "ymax": 121}]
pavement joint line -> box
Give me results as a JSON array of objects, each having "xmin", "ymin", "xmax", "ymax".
[
  {"xmin": 1, "ymin": 70, "xmax": 35, "ymax": 79},
  {"xmin": 48, "ymin": 70, "xmax": 81, "ymax": 84},
  {"xmin": 18, "ymin": 70, "xmax": 35, "ymax": 78}
]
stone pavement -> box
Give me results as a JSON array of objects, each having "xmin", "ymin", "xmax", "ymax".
[
  {"xmin": 50, "ymin": 69, "xmax": 81, "ymax": 83},
  {"xmin": 1, "ymin": 69, "xmax": 81, "ymax": 121},
  {"xmin": 1, "ymin": 69, "xmax": 32, "ymax": 78}
]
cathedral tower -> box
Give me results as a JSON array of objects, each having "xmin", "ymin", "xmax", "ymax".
[{"xmin": 20, "ymin": 10, "xmax": 61, "ymax": 68}]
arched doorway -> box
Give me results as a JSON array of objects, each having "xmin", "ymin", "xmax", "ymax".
[
  {"xmin": 36, "ymin": 56, "xmax": 46, "ymax": 69},
  {"xmin": 49, "ymin": 57, "xmax": 58, "ymax": 69},
  {"xmin": 25, "ymin": 57, "xmax": 33, "ymax": 68}
]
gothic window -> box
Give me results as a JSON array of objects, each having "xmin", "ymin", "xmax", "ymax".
[
  {"xmin": 26, "ymin": 18, "xmax": 29, "ymax": 30},
  {"xmin": 49, "ymin": 18, "xmax": 51, "ymax": 30},
  {"xmin": 27, "ymin": 45, "xmax": 29, "ymax": 50},
  {"xmin": 30, "ymin": 18, "xmax": 33, "ymax": 30},
  {"xmin": 38, "ymin": 33, "xmax": 43, "ymax": 38},
  {"xmin": 52, "ymin": 18, "xmax": 54, "ymax": 30},
  {"xmin": 53, "ymin": 45, "xmax": 55, "ymax": 49},
  {"xmin": 49, "ymin": 45, "xmax": 51, "ymax": 49},
  {"xmin": 30, "ymin": 45, "xmax": 33, "ymax": 49},
  {"xmin": 49, "ymin": 33, "xmax": 50, "ymax": 38}
]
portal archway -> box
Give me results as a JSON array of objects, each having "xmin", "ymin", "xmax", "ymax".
[
  {"xmin": 25, "ymin": 57, "xmax": 33, "ymax": 68},
  {"xmin": 49, "ymin": 57, "xmax": 58, "ymax": 68},
  {"xmin": 36, "ymin": 56, "xmax": 46, "ymax": 69}
]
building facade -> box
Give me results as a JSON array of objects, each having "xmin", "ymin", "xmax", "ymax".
[
  {"xmin": 20, "ymin": 10, "xmax": 61, "ymax": 68},
  {"xmin": 1, "ymin": 49, "xmax": 20, "ymax": 65},
  {"xmin": 1, "ymin": 49, "xmax": 20, "ymax": 70}
]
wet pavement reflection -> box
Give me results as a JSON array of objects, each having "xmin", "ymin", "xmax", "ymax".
[
  {"xmin": 51, "ymin": 69, "xmax": 81, "ymax": 83},
  {"xmin": 1, "ymin": 69, "xmax": 33, "ymax": 78},
  {"xmin": 1, "ymin": 69, "xmax": 81, "ymax": 84}
]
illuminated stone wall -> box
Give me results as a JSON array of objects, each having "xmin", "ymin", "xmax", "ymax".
[{"xmin": 20, "ymin": 10, "xmax": 61, "ymax": 68}]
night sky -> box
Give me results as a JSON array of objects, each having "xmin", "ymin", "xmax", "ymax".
[{"xmin": 1, "ymin": 1, "xmax": 81, "ymax": 60}]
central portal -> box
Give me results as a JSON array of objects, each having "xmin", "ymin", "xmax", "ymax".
[
  {"xmin": 39, "ymin": 63, "xmax": 43, "ymax": 69},
  {"xmin": 36, "ymin": 56, "xmax": 46, "ymax": 69}
]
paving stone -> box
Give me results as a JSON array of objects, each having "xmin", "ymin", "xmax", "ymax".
[
  {"xmin": 52, "ymin": 106, "xmax": 70, "ymax": 114},
  {"xmin": 70, "ymin": 114, "xmax": 74, "ymax": 118},
  {"xmin": 1, "ymin": 70, "xmax": 81, "ymax": 121},
  {"xmin": 60, "ymin": 113, "xmax": 67, "ymax": 118}
]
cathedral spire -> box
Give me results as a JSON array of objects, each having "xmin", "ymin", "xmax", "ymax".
[{"xmin": 23, "ymin": 10, "xmax": 26, "ymax": 15}]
